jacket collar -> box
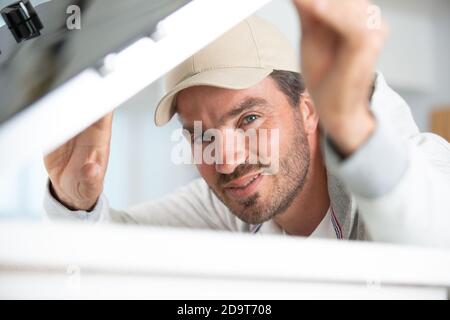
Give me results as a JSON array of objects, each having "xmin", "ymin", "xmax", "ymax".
[{"xmin": 327, "ymin": 172, "xmax": 355, "ymax": 239}]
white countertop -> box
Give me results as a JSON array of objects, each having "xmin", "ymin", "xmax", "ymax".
[{"xmin": 1, "ymin": 221, "xmax": 449, "ymax": 299}]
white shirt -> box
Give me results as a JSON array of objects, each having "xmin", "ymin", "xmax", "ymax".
[
  {"xmin": 310, "ymin": 209, "xmax": 340, "ymax": 239},
  {"xmin": 250, "ymin": 208, "xmax": 339, "ymax": 239},
  {"xmin": 45, "ymin": 178, "xmax": 338, "ymax": 239}
]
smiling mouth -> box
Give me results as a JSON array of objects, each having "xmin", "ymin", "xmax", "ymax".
[
  {"xmin": 223, "ymin": 173, "xmax": 263, "ymax": 199},
  {"xmin": 228, "ymin": 174, "xmax": 261, "ymax": 189},
  {"xmin": 223, "ymin": 171, "xmax": 262, "ymax": 188}
]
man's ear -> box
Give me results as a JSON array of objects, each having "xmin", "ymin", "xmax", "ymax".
[{"xmin": 300, "ymin": 91, "xmax": 319, "ymax": 134}]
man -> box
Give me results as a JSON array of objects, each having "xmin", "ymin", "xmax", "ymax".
[{"xmin": 44, "ymin": 0, "xmax": 450, "ymax": 246}]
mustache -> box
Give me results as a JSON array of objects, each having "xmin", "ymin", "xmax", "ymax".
[{"xmin": 218, "ymin": 163, "xmax": 270, "ymax": 186}]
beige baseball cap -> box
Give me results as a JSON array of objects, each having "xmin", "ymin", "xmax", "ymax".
[{"xmin": 154, "ymin": 15, "xmax": 299, "ymax": 126}]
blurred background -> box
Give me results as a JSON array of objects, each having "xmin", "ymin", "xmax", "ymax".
[{"xmin": 0, "ymin": 0, "xmax": 449, "ymax": 219}]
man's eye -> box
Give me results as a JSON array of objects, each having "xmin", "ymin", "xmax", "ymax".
[{"xmin": 242, "ymin": 114, "xmax": 260, "ymax": 126}]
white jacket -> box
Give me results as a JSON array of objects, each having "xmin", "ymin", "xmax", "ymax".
[{"xmin": 45, "ymin": 73, "xmax": 450, "ymax": 248}]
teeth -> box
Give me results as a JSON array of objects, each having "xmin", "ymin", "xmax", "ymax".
[
  {"xmin": 228, "ymin": 174, "xmax": 261, "ymax": 190},
  {"xmin": 242, "ymin": 174, "xmax": 259, "ymax": 188}
]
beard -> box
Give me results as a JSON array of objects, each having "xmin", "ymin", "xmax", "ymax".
[{"xmin": 210, "ymin": 118, "xmax": 311, "ymax": 225}]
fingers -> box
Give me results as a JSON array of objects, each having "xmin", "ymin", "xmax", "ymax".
[
  {"xmin": 92, "ymin": 112, "xmax": 114, "ymax": 131},
  {"xmin": 293, "ymin": 0, "xmax": 317, "ymax": 33},
  {"xmin": 294, "ymin": 0, "xmax": 366, "ymax": 34},
  {"xmin": 294, "ymin": 0, "xmax": 386, "ymax": 46},
  {"xmin": 80, "ymin": 162, "xmax": 102, "ymax": 180},
  {"xmin": 75, "ymin": 162, "xmax": 104, "ymax": 209}
]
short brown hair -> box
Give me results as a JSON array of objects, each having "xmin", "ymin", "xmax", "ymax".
[{"xmin": 270, "ymin": 70, "xmax": 305, "ymax": 108}]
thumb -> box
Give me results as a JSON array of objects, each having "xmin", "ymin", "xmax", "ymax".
[
  {"xmin": 293, "ymin": 0, "xmax": 317, "ymax": 34},
  {"xmin": 77, "ymin": 163, "xmax": 104, "ymax": 204}
]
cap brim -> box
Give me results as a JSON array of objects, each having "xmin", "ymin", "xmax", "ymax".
[{"xmin": 154, "ymin": 67, "xmax": 273, "ymax": 126}]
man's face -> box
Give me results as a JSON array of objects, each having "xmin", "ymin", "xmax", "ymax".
[{"xmin": 177, "ymin": 77, "xmax": 313, "ymax": 225}]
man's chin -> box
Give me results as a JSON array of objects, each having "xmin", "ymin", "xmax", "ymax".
[
  {"xmin": 226, "ymin": 197, "xmax": 275, "ymax": 225},
  {"xmin": 237, "ymin": 211, "xmax": 274, "ymax": 225},
  {"xmin": 211, "ymin": 185, "xmax": 274, "ymax": 224}
]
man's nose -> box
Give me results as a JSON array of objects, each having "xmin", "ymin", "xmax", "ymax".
[{"xmin": 215, "ymin": 129, "xmax": 247, "ymax": 175}]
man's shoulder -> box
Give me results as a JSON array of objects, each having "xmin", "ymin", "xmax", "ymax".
[
  {"xmin": 183, "ymin": 177, "xmax": 211, "ymax": 191},
  {"xmin": 180, "ymin": 178, "xmax": 229, "ymax": 212},
  {"xmin": 177, "ymin": 178, "xmax": 248, "ymax": 230},
  {"xmin": 374, "ymin": 73, "xmax": 450, "ymax": 168},
  {"xmin": 371, "ymin": 72, "xmax": 420, "ymax": 138},
  {"xmin": 176, "ymin": 178, "xmax": 216, "ymax": 202}
]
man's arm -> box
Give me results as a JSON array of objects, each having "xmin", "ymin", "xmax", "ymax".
[
  {"xmin": 324, "ymin": 73, "xmax": 450, "ymax": 247},
  {"xmin": 43, "ymin": 111, "xmax": 238, "ymax": 231},
  {"xmin": 294, "ymin": 0, "xmax": 387, "ymax": 156},
  {"xmin": 294, "ymin": 0, "xmax": 450, "ymax": 247},
  {"xmin": 44, "ymin": 177, "xmax": 240, "ymax": 232}
]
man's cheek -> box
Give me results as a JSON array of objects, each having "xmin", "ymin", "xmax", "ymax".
[
  {"xmin": 257, "ymin": 128, "xmax": 280, "ymax": 175},
  {"xmin": 256, "ymin": 175, "xmax": 275, "ymax": 201}
]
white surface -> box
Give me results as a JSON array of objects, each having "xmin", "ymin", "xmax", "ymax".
[
  {"xmin": 0, "ymin": 222, "xmax": 449, "ymax": 299},
  {"xmin": 1, "ymin": 273, "xmax": 446, "ymax": 300}
]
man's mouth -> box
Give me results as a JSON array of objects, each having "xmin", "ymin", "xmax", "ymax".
[{"xmin": 223, "ymin": 172, "xmax": 263, "ymax": 199}]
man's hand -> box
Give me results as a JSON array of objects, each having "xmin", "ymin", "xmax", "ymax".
[
  {"xmin": 44, "ymin": 113, "xmax": 114, "ymax": 211},
  {"xmin": 293, "ymin": 0, "xmax": 388, "ymax": 155}
]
